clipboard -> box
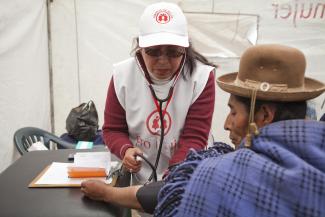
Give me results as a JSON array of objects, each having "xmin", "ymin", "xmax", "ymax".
[
  {"xmin": 29, "ymin": 164, "xmax": 79, "ymax": 188},
  {"xmin": 29, "ymin": 162, "xmax": 117, "ymax": 188}
]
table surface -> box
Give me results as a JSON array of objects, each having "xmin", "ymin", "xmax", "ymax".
[{"xmin": 0, "ymin": 149, "xmax": 130, "ymax": 217}]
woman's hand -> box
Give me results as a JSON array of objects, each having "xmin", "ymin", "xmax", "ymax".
[
  {"xmin": 123, "ymin": 147, "xmax": 143, "ymax": 173},
  {"xmin": 81, "ymin": 180, "xmax": 111, "ymax": 202}
]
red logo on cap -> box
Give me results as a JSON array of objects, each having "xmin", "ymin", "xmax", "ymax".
[{"xmin": 154, "ymin": 9, "xmax": 172, "ymax": 24}]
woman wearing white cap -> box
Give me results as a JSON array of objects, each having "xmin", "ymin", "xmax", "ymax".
[
  {"xmin": 82, "ymin": 43, "xmax": 325, "ymax": 215},
  {"xmin": 102, "ymin": 1, "xmax": 216, "ymax": 185}
]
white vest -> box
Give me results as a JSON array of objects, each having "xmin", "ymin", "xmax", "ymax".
[{"xmin": 113, "ymin": 57, "xmax": 214, "ymax": 184}]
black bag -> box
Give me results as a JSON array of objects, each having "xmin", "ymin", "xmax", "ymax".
[{"xmin": 66, "ymin": 100, "xmax": 99, "ymax": 141}]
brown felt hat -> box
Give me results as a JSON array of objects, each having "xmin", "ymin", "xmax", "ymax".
[{"xmin": 217, "ymin": 44, "xmax": 325, "ymax": 101}]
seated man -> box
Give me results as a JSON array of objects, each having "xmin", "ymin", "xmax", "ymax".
[
  {"xmin": 81, "ymin": 44, "xmax": 325, "ymax": 216},
  {"xmin": 60, "ymin": 130, "xmax": 104, "ymax": 145}
]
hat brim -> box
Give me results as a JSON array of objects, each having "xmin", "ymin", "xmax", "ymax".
[
  {"xmin": 217, "ymin": 72, "xmax": 325, "ymax": 101},
  {"xmin": 139, "ymin": 32, "xmax": 189, "ymax": 47}
]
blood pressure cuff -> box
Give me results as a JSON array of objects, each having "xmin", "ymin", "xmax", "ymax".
[{"xmin": 136, "ymin": 181, "xmax": 164, "ymax": 214}]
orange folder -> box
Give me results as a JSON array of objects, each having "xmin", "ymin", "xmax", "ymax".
[{"xmin": 67, "ymin": 167, "xmax": 107, "ymax": 178}]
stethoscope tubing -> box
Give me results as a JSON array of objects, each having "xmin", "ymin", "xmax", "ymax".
[
  {"xmin": 147, "ymin": 100, "xmax": 165, "ymax": 182},
  {"xmin": 135, "ymin": 52, "xmax": 186, "ymax": 183}
]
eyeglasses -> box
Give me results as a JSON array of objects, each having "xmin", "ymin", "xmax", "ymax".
[{"xmin": 144, "ymin": 47, "xmax": 185, "ymax": 58}]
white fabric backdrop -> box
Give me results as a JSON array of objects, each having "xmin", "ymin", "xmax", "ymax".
[
  {"xmin": 0, "ymin": 0, "xmax": 324, "ymax": 172},
  {"xmin": 50, "ymin": 0, "xmax": 325, "ymax": 145},
  {"xmin": 0, "ymin": 0, "xmax": 50, "ymax": 172}
]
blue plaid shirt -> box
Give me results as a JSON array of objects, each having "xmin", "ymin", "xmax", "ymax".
[{"xmin": 155, "ymin": 120, "xmax": 325, "ymax": 217}]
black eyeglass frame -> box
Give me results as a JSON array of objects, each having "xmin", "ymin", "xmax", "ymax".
[{"xmin": 143, "ymin": 46, "xmax": 186, "ymax": 58}]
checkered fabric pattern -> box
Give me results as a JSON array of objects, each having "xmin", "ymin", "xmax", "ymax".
[
  {"xmin": 154, "ymin": 120, "xmax": 325, "ymax": 217},
  {"xmin": 154, "ymin": 142, "xmax": 234, "ymax": 216}
]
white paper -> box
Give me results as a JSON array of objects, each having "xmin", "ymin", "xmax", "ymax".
[
  {"xmin": 35, "ymin": 162, "xmax": 110, "ymax": 185},
  {"xmin": 72, "ymin": 152, "xmax": 111, "ymax": 174},
  {"xmin": 28, "ymin": 141, "xmax": 48, "ymax": 151}
]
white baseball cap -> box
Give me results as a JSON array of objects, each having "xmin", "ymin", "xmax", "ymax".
[{"xmin": 138, "ymin": 2, "xmax": 189, "ymax": 48}]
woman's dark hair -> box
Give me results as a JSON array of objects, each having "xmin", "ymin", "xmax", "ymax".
[
  {"xmin": 234, "ymin": 95, "xmax": 307, "ymax": 122},
  {"xmin": 131, "ymin": 37, "xmax": 216, "ymax": 77}
]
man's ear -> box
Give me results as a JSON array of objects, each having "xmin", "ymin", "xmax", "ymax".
[{"xmin": 255, "ymin": 104, "xmax": 276, "ymax": 128}]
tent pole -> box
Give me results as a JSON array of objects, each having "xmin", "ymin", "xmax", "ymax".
[
  {"xmin": 73, "ymin": 0, "xmax": 81, "ymax": 104},
  {"xmin": 47, "ymin": 0, "xmax": 55, "ymax": 133}
]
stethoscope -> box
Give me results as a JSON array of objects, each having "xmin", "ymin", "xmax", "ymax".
[{"xmin": 134, "ymin": 51, "xmax": 186, "ymax": 183}]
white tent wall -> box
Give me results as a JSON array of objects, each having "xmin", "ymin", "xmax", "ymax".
[
  {"xmin": 0, "ymin": 0, "xmax": 50, "ymax": 172},
  {"xmin": 0, "ymin": 0, "xmax": 324, "ymax": 172},
  {"xmin": 50, "ymin": 0, "xmax": 325, "ymax": 144},
  {"xmin": 50, "ymin": 0, "xmax": 145, "ymax": 136}
]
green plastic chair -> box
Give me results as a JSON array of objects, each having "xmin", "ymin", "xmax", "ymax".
[{"xmin": 14, "ymin": 127, "xmax": 75, "ymax": 155}]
